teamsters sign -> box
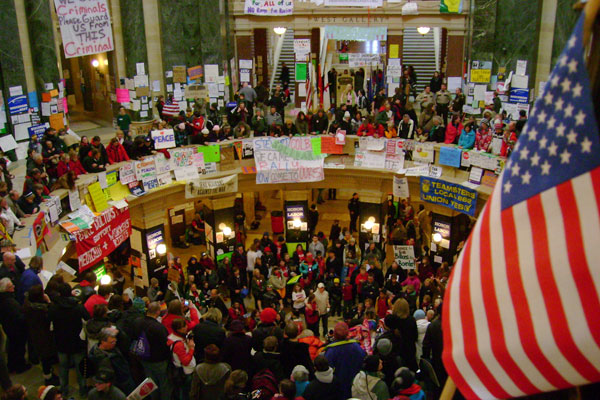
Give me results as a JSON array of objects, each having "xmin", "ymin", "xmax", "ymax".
[
  {"xmin": 54, "ymin": 0, "xmax": 114, "ymax": 58},
  {"xmin": 420, "ymin": 177, "xmax": 478, "ymax": 217}
]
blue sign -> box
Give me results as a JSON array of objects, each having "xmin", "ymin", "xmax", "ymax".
[
  {"xmin": 420, "ymin": 177, "xmax": 478, "ymax": 217},
  {"xmin": 509, "ymin": 88, "xmax": 529, "ymax": 104},
  {"xmin": 8, "ymin": 95, "xmax": 28, "ymax": 115},
  {"xmin": 28, "ymin": 124, "xmax": 47, "ymax": 140},
  {"xmin": 28, "ymin": 92, "xmax": 39, "ymax": 109},
  {"xmin": 438, "ymin": 146, "xmax": 462, "ymax": 168}
]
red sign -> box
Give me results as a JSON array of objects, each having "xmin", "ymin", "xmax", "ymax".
[
  {"xmin": 33, "ymin": 212, "xmax": 49, "ymax": 249},
  {"xmin": 74, "ymin": 207, "xmax": 132, "ymax": 272}
]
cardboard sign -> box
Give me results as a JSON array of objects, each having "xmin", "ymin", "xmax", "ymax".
[
  {"xmin": 172, "ymin": 66, "xmax": 187, "ymax": 83},
  {"xmin": 320, "ymin": 136, "xmax": 343, "ymax": 154},
  {"xmin": 187, "ymin": 65, "xmax": 203, "ymax": 80},
  {"xmin": 54, "ymin": 0, "xmax": 114, "ymax": 58}
]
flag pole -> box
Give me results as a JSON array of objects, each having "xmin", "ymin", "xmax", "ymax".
[{"xmin": 439, "ymin": 377, "xmax": 457, "ymax": 400}]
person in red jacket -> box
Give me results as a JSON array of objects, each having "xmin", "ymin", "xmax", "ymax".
[
  {"xmin": 342, "ymin": 276, "xmax": 354, "ymax": 318},
  {"xmin": 357, "ymin": 116, "xmax": 375, "ymax": 137},
  {"xmin": 106, "ymin": 137, "xmax": 130, "ymax": 164},
  {"xmin": 167, "ymin": 318, "xmax": 196, "ymax": 400},
  {"xmin": 162, "ymin": 299, "xmax": 200, "ymax": 334},
  {"xmin": 56, "ymin": 153, "xmax": 71, "ymax": 178},
  {"xmin": 373, "ymin": 123, "xmax": 385, "ymax": 138},
  {"xmin": 444, "ymin": 113, "xmax": 463, "ymax": 144},
  {"xmin": 305, "ymin": 293, "xmax": 320, "ymax": 335},
  {"xmin": 84, "ymin": 285, "xmax": 112, "ymax": 317},
  {"xmin": 67, "ymin": 150, "xmax": 87, "ymax": 177}
]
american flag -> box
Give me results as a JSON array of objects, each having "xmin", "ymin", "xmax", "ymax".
[
  {"xmin": 442, "ymin": 15, "xmax": 600, "ymax": 399},
  {"xmin": 162, "ymin": 100, "xmax": 180, "ymax": 117}
]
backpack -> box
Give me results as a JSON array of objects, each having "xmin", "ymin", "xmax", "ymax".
[
  {"xmin": 167, "ymin": 341, "xmax": 186, "ymax": 387},
  {"xmin": 130, "ymin": 330, "xmax": 151, "ymax": 360},
  {"xmin": 251, "ymin": 368, "xmax": 278, "ymax": 400}
]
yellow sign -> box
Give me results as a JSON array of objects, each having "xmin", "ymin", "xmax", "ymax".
[
  {"xmin": 108, "ymin": 181, "xmax": 131, "ymax": 201},
  {"xmin": 389, "ymin": 44, "xmax": 399, "ymax": 59},
  {"xmin": 470, "ymin": 69, "xmax": 491, "ymax": 83},
  {"xmin": 88, "ymin": 182, "xmax": 109, "ymax": 212}
]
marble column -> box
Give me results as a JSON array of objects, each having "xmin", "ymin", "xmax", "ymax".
[
  {"xmin": 199, "ymin": 0, "xmax": 227, "ymax": 65},
  {"xmin": 121, "ymin": 0, "xmax": 148, "ymax": 78},
  {"xmin": 14, "ymin": 0, "xmax": 36, "ymax": 93},
  {"xmin": 24, "ymin": 0, "xmax": 60, "ymax": 93},
  {"xmin": 142, "ymin": 0, "xmax": 164, "ymax": 99},
  {"xmin": 535, "ymin": 0, "xmax": 558, "ymax": 95},
  {"xmin": 0, "ymin": 1, "xmax": 28, "ymax": 94},
  {"xmin": 158, "ymin": 0, "xmax": 203, "ymax": 71},
  {"xmin": 110, "ymin": 0, "xmax": 127, "ymax": 80},
  {"xmin": 469, "ymin": 0, "xmax": 497, "ymax": 63}
]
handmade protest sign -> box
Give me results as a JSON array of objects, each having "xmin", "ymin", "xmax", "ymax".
[
  {"xmin": 54, "ymin": 0, "xmax": 114, "ymax": 58},
  {"xmin": 185, "ymin": 175, "xmax": 238, "ymax": 199},
  {"xmin": 151, "ymin": 129, "xmax": 176, "ymax": 149},
  {"xmin": 253, "ymin": 137, "xmax": 325, "ymax": 184},
  {"xmin": 393, "ymin": 245, "xmax": 415, "ymax": 269}
]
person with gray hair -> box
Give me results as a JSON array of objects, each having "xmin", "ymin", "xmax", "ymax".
[
  {"xmin": 0, "ymin": 277, "xmax": 30, "ymax": 373},
  {"xmin": 0, "ymin": 252, "xmax": 22, "ymax": 288},
  {"xmin": 89, "ymin": 326, "xmax": 135, "ymax": 394},
  {"xmin": 192, "ymin": 307, "xmax": 226, "ymax": 362}
]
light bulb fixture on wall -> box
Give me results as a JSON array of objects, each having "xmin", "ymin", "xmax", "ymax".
[
  {"xmin": 222, "ymin": 226, "xmax": 232, "ymax": 237},
  {"xmin": 417, "ymin": 26, "xmax": 431, "ymax": 35},
  {"xmin": 273, "ymin": 27, "xmax": 287, "ymax": 35},
  {"xmin": 292, "ymin": 218, "xmax": 302, "ymax": 228},
  {"xmin": 432, "ymin": 232, "xmax": 443, "ymax": 243},
  {"xmin": 364, "ymin": 216, "xmax": 376, "ymax": 231},
  {"xmin": 91, "ymin": 59, "xmax": 100, "ymax": 68},
  {"xmin": 156, "ymin": 243, "xmax": 167, "ymax": 255}
]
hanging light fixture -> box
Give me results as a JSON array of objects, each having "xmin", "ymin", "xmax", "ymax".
[
  {"xmin": 273, "ymin": 27, "xmax": 287, "ymax": 35},
  {"xmin": 417, "ymin": 26, "xmax": 431, "ymax": 35}
]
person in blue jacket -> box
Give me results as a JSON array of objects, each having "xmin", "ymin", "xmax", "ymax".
[
  {"xmin": 17, "ymin": 256, "xmax": 43, "ymax": 304},
  {"xmin": 457, "ymin": 123, "xmax": 476, "ymax": 150},
  {"xmin": 324, "ymin": 321, "xmax": 366, "ymax": 399}
]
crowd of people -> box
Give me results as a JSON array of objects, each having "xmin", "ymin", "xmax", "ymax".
[{"xmin": 0, "ymin": 190, "xmax": 453, "ymax": 400}]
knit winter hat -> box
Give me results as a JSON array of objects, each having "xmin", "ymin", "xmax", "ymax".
[
  {"xmin": 413, "ymin": 309, "xmax": 426, "ymax": 320},
  {"xmin": 260, "ymin": 307, "xmax": 278, "ymax": 324},
  {"xmin": 38, "ymin": 386, "xmax": 60, "ymax": 400},
  {"xmin": 376, "ymin": 338, "xmax": 393, "ymax": 356},
  {"xmin": 291, "ymin": 365, "xmax": 309, "ymax": 382}
]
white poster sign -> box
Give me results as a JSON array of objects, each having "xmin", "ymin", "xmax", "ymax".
[
  {"xmin": 393, "ymin": 245, "xmax": 416, "ymax": 269},
  {"xmin": 119, "ymin": 162, "xmax": 137, "ymax": 185},
  {"xmin": 54, "ymin": 0, "xmax": 114, "ymax": 58},
  {"xmin": 324, "ymin": 0, "xmax": 382, "ymax": 6},
  {"xmin": 151, "ymin": 129, "xmax": 176, "ymax": 149},
  {"xmin": 412, "ymin": 142, "xmax": 434, "ymax": 164},
  {"xmin": 244, "ymin": 0, "xmax": 293, "ymax": 15},
  {"xmin": 393, "ymin": 176, "xmax": 409, "ymax": 198}
]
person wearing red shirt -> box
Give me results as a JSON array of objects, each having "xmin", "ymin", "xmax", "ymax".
[
  {"xmin": 167, "ymin": 318, "xmax": 196, "ymax": 400},
  {"xmin": 355, "ymin": 266, "xmax": 368, "ymax": 301},
  {"xmin": 357, "ymin": 117, "xmax": 375, "ymax": 137},
  {"xmin": 304, "ymin": 293, "xmax": 320, "ymax": 334},
  {"xmin": 342, "ymin": 276, "xmax": 354, "ymax": 318},
  {"xmin": 67, "ymin": 150, "xmax": 87, "ymax": 177},
  {"xmin": 162, "ymin": 299, "xmax": 200, "ymax": 334},
  {"xmin": 445, "ymin": 114, "xmax": 463, "ymax": 144},
  {"xmin": 84, "ymin": 285, "xmax": 112, "ymax": 317},
  {"xmin": 106, "ymin": 137, "xmax": 130, "ymax": 164}
]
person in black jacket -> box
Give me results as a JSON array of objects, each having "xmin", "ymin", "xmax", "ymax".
[
  {"xmin": 220, "ymin": 320, "xmax": 252, "ymax": 374},
  {"xmin": 422, "ymin": 308, "xmax": 447, "ymax": 395},
  {"xmin": 302, "ymin": 355, "xmax": 342, "ymax": 400},
  {"xmin": 48, "ymin": 283, "xmax": 90, "ymax": 398},
  {"xmin": 311, "ymin": 109, "xmax": 328, "ymax": 134},
  {"xmin": 392, "ymin": 298, "xmax": 419, "ymax": 372},
  {"xmin": 0, "ymin": 278, "xmax": 29, "ymax": 374},
  {"xmin": 192, "ymin": 307, "xmax": 226, "ymax": 361},
  {"xmin": 133, "ymin": 301, "xmax": 170, "ymax": 400},
  {"xmin": 348, "ymin": 193, "xmax": 360, "ymax": 234},
  {"xmin": 280, "ymin": 322, "xmax": 314, "ymax": 380},
  {"xmin": 252, "ymin": 335, "xmax": 284, "ymax": 381},
  {"xmin": 82, "ymin": 148, "xmax": 106, "ymax": 173},
  {"xmin": 251, "ymin": 308, "xmax": 283, "ymax": 352}
]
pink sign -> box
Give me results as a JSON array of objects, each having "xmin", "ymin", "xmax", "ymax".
[{"xmin": 116, "ymin": 88, "xmax": 130, "ymax": 103}]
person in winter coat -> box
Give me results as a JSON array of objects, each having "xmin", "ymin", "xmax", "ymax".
[
  {"xmin": 251, "ymin": 307, "xmax": 283, "ymax": 352},
  {"xmin": 190, "ymin": 344, "xmax": 231, "ymax": 400},
  {"xmin": 324, "ymin": 322, "xmax": 366, "ymax": 399},
  {"xmin": 220, "ymin": 320, "xmax": 252, "ymax": 373},
  {"xmin": 351, "ymin": 354, "xmax": 390, "ymax": 400},
  {"xmin": 167, "ymin": 319, "xmax": 196, "ymax": 400},
  {"xmin": 0, "ymin": 278, "xmax": 29, "ymax": 376},
  {"xmin": 252, "ymin": 335, "xmax": 284, "ymax": 381},
  {"xmin": 413, "ymin": 310, "xmax": 430, "ymax": 364},
  {"xmin": 192, "ymin": 307, "xmax": 226, "ymax": 361},
  {"xmin": 391, "ymin": 299, "xmax": 419, "ymax": 372},
  {"xmin": 397, "ymin": 114, "xmax": 415, "ymax": 139},
  {"xmin": 280, "ymin": 322, "xmax": 314, "ymax": 380},
  {"xmin": 48, "ymin": 283, "xmax": 90, "ymax": 398},
  {"xmin": 302, "ymin": 355, "xmax": 342, "ymax": 400},
  {"xmin": 475, "ymin": 122, "xmax": 493, "ymax": 151},
  {"xmin": 295, "ymin": 112, "xmax": 309, "ymax": 135},
  {"xmin": 390, "ymin": 367, "xmax": 426, "ymax": 400},
  {"xmin": 106, "ymin": 138, "xmax": 130, "ymax": 164},
  {"xmin": 427, "ymin": 117, "xmax": 445, "ymax": 143},
  {"xmin": 445, "ymin": 114, "xmax": 463, "ymax": 144},
  {"xmin": 422, "ymin": 310, "xmax": 446, "ymax": 393},
  {"xmin": 16, "ymin": 256, "xmax": 43, "ymax": 304},
  {"xmin": 457, "ymin": 124, "xmax": 476, "ymax": 149},
  {"xmin": 23, "ymin": 285, "xmax": 58, "ymax": 385},
  {"xmin": 89, "ymin": 326, "xmax": 136, "ymax": 395}
]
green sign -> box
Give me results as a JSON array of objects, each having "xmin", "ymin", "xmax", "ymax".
[
  {"xmin": 93, "ymin": 264, "xmax": 107, "ymax": 280},
  {"xmin": 339, "ymin": 53, "xmax": 348, "ymax": 62},
  {"xmin": 295, "ymin": 63, "xmax": 307, "ymax": 82}
]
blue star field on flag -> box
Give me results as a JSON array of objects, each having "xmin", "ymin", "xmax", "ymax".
[{"xmin": 501, "ymin": 15, "xmax": 600, "ymax": 210}]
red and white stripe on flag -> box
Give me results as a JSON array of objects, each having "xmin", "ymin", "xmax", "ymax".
[
  {"xmin": 163, "ymin": 102, "xmax": 180, "ymax": 116},
  {"xmin": 442, "ymin": 167, "xmax": 600, "ymax": 399}
]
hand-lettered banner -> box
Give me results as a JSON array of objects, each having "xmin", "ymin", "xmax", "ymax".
[
  {"xmin": 244, "ymin": 0, "xmax": 293, "ymax": 15},
  {"xmin": 54, "ymin": 0, "xmax": 114, "ymax": 58},
  {"xmin": 420, "ymin": 177, "xmax": 478, "ymax": 216},
  {"xmin": 185, "ymin": 175, "xmax": 238, "ymax": 199},
  {"xmin": 151, "ymin": 129, "xmax": 176, "ymax": 149},
  {"xmin": 253, "ymin": 137, "xmax": 325, "ymax": 184},
  {"xmin": 74, "ymin": 206, "xmax": 132, "ymax": 271}
]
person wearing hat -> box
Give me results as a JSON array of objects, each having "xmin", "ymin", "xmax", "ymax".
[
  {"xmin": 390, "ymin": 367, "xmax": 425, "ymax": 400},
  {"xmin": 38, "ymin": 385, "xmax": 62, "ymax": 400},
  {"xmin": 259, "ymin": 232, "xmax": 274, "ymax": 252},
  {"xmin": 414, "ymin": 309, "xmax": 430, "ymax": 364},
  {"xmin": 262, "ymin": 246, "xmax": 277, "ymax": 269},
  {"xmin": 351, "ymin": 354, "xmax": 390, "ymax": 400},
  {"xmin": 89, "ymin": 327, "xmax": 136, "ymax": 394},
  {"xmin": 324, "ymin": 321, "xmax": 366, "ymax": 399},
  {"xmin": 251, "ymin": 307, "xmax": 283, "ymax": 352},
  {"xmin": 87, "ymin": 367, "xmax": 126, "ymax": 400},
  {"xmin": 221, "ymin": 319, "xmax": 252, "ymax": 373},
  {"xmin": 291, "ymin": 364, "xmax": 310, "ymax": 397}
]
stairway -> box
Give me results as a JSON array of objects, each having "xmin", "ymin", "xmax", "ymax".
[
  {"xmin": 402, "ymin": 28, "xmax": 438, "ymax": 92},
  {"xmin": 270, "ymin": 28, "xmax": 296, "ymax": 99}
]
